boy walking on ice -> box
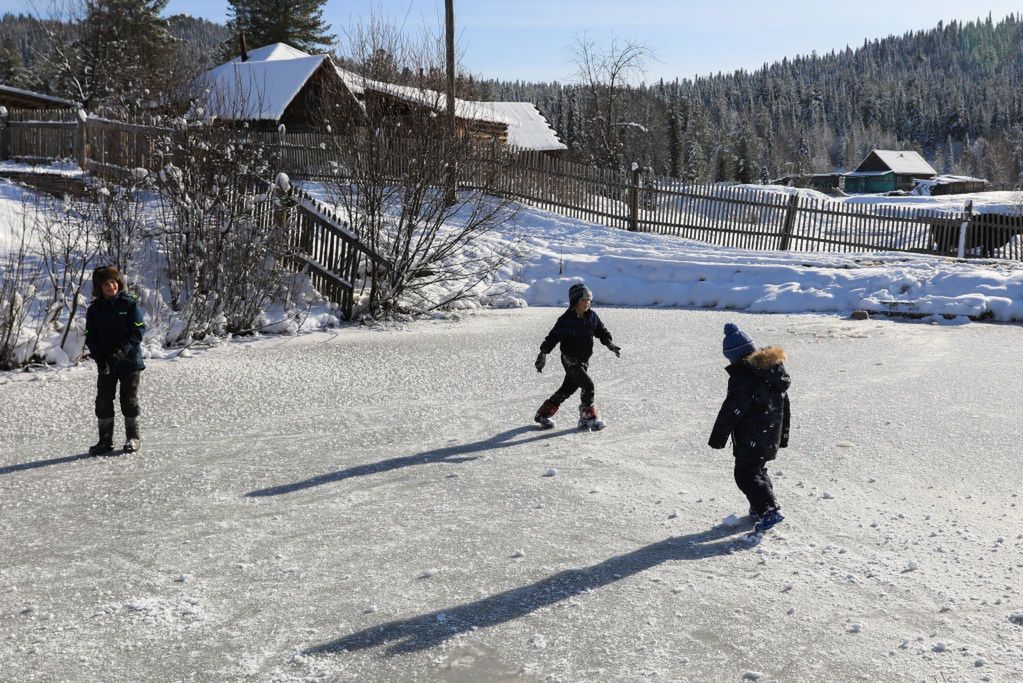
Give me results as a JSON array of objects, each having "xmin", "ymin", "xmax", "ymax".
[
  {"xmin": 708, "ymin": 323, "xmax": 791, "ymax": 534},
  {"xmin": 534, "ymin": 283, "xmax": 620, "ymax": 430}
]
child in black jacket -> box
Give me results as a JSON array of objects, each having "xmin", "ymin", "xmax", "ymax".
[
  {"xmin": 85, "ymin": 266, "xmax": 146, "ymax": 455},
  {"xmin": 534, "ymin": 283, "xmax": 620, "ymax": 430},
  {"xmin": 708, "ymin": 323, "xmax": 791, "ymax": 534}
]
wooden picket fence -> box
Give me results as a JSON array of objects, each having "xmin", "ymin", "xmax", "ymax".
[{"xmin": 3, "ymin": 108, "xmax": 1023, "ymax": 262}]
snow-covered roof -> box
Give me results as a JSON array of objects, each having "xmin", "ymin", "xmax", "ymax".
[
  {"xmin": 231, "ymin": 42, "xmax": 314, "ymax": 63},
  {"xmin": 0, "ymin": 84, "xmax": 78, "ymax": 108},
  {"xmin": 843, "ymin": 170, "xmax": 895, "ymax": 177},
  {"xmin": 929, "ymin": 175, "xmax": 987, "ymax": 184},
  {"xmin": 335, "ymin": 66, "xmax": 511, "ymax": 126},
  {"xmin": 193, "ymin": 50, "xmax": 329, "ymax": 121},
  {"xmin": 867, "ymin": 150, "xmax": 937, "ymax": 176},
  {"xmin": 472, "ymin": 102, "xmax": 566, "ymax": 151}
]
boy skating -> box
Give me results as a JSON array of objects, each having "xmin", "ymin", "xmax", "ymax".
[{"xmin": 534, "ymin": 283, "xmax": 620, "ymax": 430}]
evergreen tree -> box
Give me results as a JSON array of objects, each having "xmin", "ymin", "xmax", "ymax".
[
  {"xmin": 226, "ymin": 0, "xmax": 334, "ymax": 54},
  {"xmin": 57, "ymin": 0, "xmax": 173, "ymax": 110},
  {"xmin": 0, "ymin": 38, "xmax": 28, "ymax": 87},
  {"xmin": 667, "ymin": 105, "xmax": 683, "ymax": 178}
]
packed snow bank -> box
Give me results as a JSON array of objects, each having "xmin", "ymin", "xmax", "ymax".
[
  {"xmin": 498, "ymin": 204, "xmax": 1023, "ymax": 321},
  {"xmin": 296, "ymin": 182, "xmax": 1023, "ymax": 323}
]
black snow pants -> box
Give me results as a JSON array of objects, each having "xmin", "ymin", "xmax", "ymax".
[
  {"xmin": 96, "ymin": 371, "xmax": 141, "ymax": 420},
  {"xmin": 548, "ymin": 355, "xmax": 595, "ymax": 407},
  {"xmin": 733, "ymin": 456, "xmax": 778, "ymax": 515}
]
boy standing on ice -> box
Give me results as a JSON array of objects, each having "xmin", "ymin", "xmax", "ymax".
[
  {"xmin": 708, "ymin": 323, "xmax": 791, "ymax": 534},
  {"xmin": 85, "ymin": 266, "xmax": 146, "ymax": 455},
  {"xmin": 534, "ymin": 283, "xmax": 620, "ymax": 430}
]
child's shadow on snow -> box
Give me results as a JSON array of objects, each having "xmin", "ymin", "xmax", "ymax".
[
  {"xmin": 304, "ymin": 522, "xmax": 753, "ymax": 657},
  {"xmin": 0, "ymin": 452, "xmax": 90, "ymax": 476},
  {"xmin": 246, "ymin": 425, "xmax": 575, "ymax": 497}
]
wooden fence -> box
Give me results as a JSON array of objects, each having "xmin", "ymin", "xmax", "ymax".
[{"xmin": 3, "ymin": 109, "xmax": 1022, "ymax": 262}]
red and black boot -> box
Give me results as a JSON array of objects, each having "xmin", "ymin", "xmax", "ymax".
[
  {"xmin": 534, "ymin": 400, "xmax": 559, "ymax": 429},
  {"xmin": 578, "ymin": 404, "xmax": 606, "ymax": 431}
]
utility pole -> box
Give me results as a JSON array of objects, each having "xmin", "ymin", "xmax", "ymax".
[{"xmin": 444, "ymin": 0, "xmax": 457, "ymax": 205}]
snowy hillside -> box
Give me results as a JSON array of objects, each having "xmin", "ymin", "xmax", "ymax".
[{"xmin": 1, "ymin": 308, "xmax": 1021, "ymax": 681}]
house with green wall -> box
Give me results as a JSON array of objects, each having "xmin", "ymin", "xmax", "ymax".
[{"xmin": 842, "ymin": 150, "xmax": 937, "ymax": 193}]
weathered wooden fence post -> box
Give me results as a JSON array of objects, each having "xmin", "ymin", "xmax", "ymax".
[
  {"xmin": 0, "ymin": 108, "xmax": 8, "ymax": 160},
  {"xmin": 628, "ymin": 162, "xmax": 640, "ymax": 231},
  {"xmin": 778, "ymin": 192, "xmax": 800, "ymax": 250},
  {"xmin": 77, "ymin": 115, "xmax": 88, "ymax": 169},
  {"xmin": 956, "ymin": 199, "xmax": 974, "ymax": 259}
]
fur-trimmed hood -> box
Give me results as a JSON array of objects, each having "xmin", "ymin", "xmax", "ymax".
[
  {"xmin": 746, "ymin": 346, "xmax": 786, "ymax": 369},
  {"xmin": 728, "ymin": 346, "xmax": 790, "ymax": 393}
]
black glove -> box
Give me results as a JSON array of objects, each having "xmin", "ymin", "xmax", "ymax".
[
  {"xmin": 534, "ymin": 352, "xmax": 546, "ymax": 373},
  {"xmin": 96, "ymin": 357, "xmax": 110, "ymax": 375},
  {"xmin": 607, "ymin": 343, "xmax": 621, "ymax": 358},
  {"xmin": 106, "ymin": 348, "xmax": 126, "ymax": 370},
  {"xmin": 779, "ymin": 435, "xmax": 789, "ymax": 449}
]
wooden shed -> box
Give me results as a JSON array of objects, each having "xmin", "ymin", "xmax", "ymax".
[{"xmin": 0, "ymin": 84, "xmax": 79, "ymax": 110}]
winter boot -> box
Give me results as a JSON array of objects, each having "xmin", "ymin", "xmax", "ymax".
[
  {"xmin": 89, "ymin": 418, "xmax": 116, "ymax": 456},
  {"xmin": 534, "ymin": 400, "xmax": 559, "ymax": 429},
  {"xmin": 753, "ymin": 508, "xmax": 785, "ymax": 535},
  {"xmin": 123, "ymin": 417, "xmax": 141, "ymax": 453},
  {"xmin": 578, "ymin": 404, "xmax": 605, "ymax": 431}
]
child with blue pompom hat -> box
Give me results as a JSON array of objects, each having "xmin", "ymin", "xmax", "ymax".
[{"xmin": 709, "ymin": 323, "xmax": 792, "ymax": 534}]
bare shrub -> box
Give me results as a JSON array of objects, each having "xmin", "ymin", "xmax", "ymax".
[
  {"xmin": 0, "ymin": 200, "xmax": 47, "ymax": 370},
  {"xmin": 323, "ymin": 18, "xmax": 520, "ymax": 316},
  {"xmin": 151, "ymin": 119, "xmax": 293, "ymax": 344}
]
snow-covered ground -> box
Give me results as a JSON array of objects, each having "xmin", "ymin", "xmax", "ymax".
[{"xmin": 2, "ymin": 308, "xmax": 1022, "ymax": 682}]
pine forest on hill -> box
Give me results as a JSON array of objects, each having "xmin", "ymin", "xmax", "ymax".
[
  {"xmin": 2, "ymin": 10, "xmax": 1023, "ymax": 186},
  {"xmin": 489, "ymin": 14, "xmax": 1023, "ymax": 186}
]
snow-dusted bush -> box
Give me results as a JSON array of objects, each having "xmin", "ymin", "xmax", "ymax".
[
  {"xmin": 320, "ymin": 27, "xmax": 521, "ymax": 317},
  {"xmin": 151, "ymin": 123, "xmax": 294, "ymax": 344},
  {"xmin": 0, "ymin": 207, "xmax": 47, "ymax": 370}
]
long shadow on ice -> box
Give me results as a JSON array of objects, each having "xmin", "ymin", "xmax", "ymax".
[
  {"xmin": 247, "ymin": 425, "xmax": 575, "ymax": 497},
  {"xmin": 0, "ymin": 452, "xmax": 89, "ymax": 476},
  {"xmin": 305, "ymin": 522, "xmax": 751, "ymax": 656}
]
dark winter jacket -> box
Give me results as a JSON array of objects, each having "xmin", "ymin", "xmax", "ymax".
[
  {"xmin": 85, "ymin": 291, "xmax": 146, "ymax": 375},
  {"xmin": 539, "ymin": 308, "xmax": 614, "ymax": 363},
  {"xmin": 709, "ymin": 347, "xmax": 791, "ymax": 460}
]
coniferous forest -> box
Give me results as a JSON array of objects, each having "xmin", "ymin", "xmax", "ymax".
[{"xmin": 2, "ymin": 10, "xmax": 1022, "ymax": 185}]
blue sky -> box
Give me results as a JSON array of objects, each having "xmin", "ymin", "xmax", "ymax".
[{"xmin": 6, "ymin": 0, "xmax": 1020, "ymax": 83}]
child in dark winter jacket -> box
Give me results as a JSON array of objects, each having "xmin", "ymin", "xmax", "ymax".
[
  {"xmin": 85, "ymin": 266, "xmax": 146, "ymax": 455},
  {"xmin": 708, "ymin": 323, "xmax": 791, "ymax": 534},
  {"xmin": 534, "ymin": 283, "xmax": 621, "ymax": 430}
]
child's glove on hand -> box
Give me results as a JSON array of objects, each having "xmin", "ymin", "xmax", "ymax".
[
  {"xmin": 707, "ymin": 435, "xmax": 728, "ymax": 449},
  {"xmin": 534, "ymin": 352, "xmax": 546, "ymax": 373},
  {"xmin": 607, "ymin": 343, "xmax": 621, "ymax": 357},
  {"xmin": 96, "ymin": 357, "xmax": 110, "ymax": 375}
]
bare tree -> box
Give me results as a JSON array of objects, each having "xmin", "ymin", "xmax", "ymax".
[
  {"xmin": 569, "ymin": 33, "xmax": 654, "ymax": 169},
  {"xmin": 34, "ymin": 190, "xmax": 105, "ymax": 354},
  {"xmin": 0, "ymin": 202, "xmax": 47, "ymax": 370},
  {"xmin": 322, "ymin": 18, "xmax": 520, "ymax": 317}
]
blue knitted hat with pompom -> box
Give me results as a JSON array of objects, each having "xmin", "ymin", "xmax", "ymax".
[{"xmin": 722, "ymin": 323, "xmax": 755, "ymax": 363}]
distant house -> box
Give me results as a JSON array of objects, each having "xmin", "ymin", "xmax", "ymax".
[
  {"xmin": 911, "ymin": 175, "xmax": 988, "ymax": 196},
  {"xmin": 0, "ymin": 84, "xmax": 79, "ymax": 110},
  {"xmin": 192, "ymin": 43, "xmax": 566, "ymax": 152},
  {"xmin": 842, "ymin": 150, "xmax": 936, "ymax": 193}
]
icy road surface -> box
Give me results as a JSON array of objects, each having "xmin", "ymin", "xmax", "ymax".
[{"xmin": 1, "ymin": 308, "xmax": 1021, "ymax": 682}]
